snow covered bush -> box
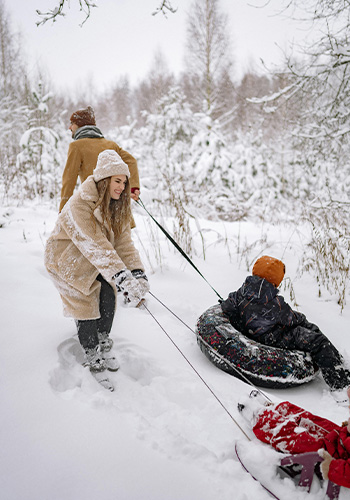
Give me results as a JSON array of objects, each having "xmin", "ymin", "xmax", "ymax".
[
  {"xmin": 11, "ymin": 82, "xmax": 66, "ymax": 204},
  {"xmin": 17, "ymin": 126, "xmax": 61, "ymax": 201},
  {"xmin": 301, "ymin": 201, "xmax": 350, "ymax": 311}
]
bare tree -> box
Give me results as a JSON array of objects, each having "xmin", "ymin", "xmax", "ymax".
[
  {"xmin": 254, "ymin": 0, "xmax": 350, "ymax": 143},
  {"xmin": 235, "ymin": 72, "xmax": 272, "ymax": 132},
  {"xmin": 96, "ymin": 75, "xmax": 134, "ymax": 130},
  {"xmin": 0, "ymin": 1, "xmax": 28, "ymax": 97},
  {"xmin": 184, "ymin": 0, "xmax": 235, "ymax": 127},
  {"xmin": 0, "ymin": 1, "xmax": 33, "ymax": 200},
  {"xmin": 248, "ymin": 0, "xmax": 350, "ymax": 300},
  {"xmin": 133, "ymin": 50, "xmax": 176, "ymax": 125}
]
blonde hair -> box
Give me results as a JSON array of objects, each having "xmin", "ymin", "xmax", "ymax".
[{"xmin": 95, "ymin": 177, "xmax": 132, "ymax": 237}]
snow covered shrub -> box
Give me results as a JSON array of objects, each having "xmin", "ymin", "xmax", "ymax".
[
  {"xmin": 0, "ymin": 99, "xmax": 29, "ymax": 204},
  {"xmin": 17, "ymin": 126, "xmax": 61, "ymax": 201},
  {"xmin": 164, "ymin": 176, "xmax": 193, "ymax": 256},
  {"xmin": 188, "ymin": 114, "xmax": 236, "ymax": 220},
  {"xmin": 136, "ymin": 87, "xmax": 197, "ymax": 256},
  {"xmin": 9, "ymin": 81, "xmax": 67, "ymax": 205},
  {"xmin": 108, "ymin": 87, "xmax": 309, "ymax": 225},
  {"xmin": 221, "ymin": 131, "xmax": 286, "ymax": 221},
  {"xmin": 108, "ymin": 119, "xmax": 139, "ymax": 156},
  {"xmin": 108, "ymin": 109, "xmax": 195, "ymax": 259},
  {"xmin": 301, "ymin": 202, "xmax": 350, "ymax": 311}
]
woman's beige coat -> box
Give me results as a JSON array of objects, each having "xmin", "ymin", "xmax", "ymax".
[{"xmin": 45, "ymin": 176, "xmax": 144, "ymax": 320}]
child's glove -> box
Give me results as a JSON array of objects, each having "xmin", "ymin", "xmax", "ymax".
[
  {"xmin": 113, "ymin": 270, "xmax": 144, "ymax": 306},
  {"xmin": 131, "ymin": 269, "xmax": 150, "ymax": 296},
  {"xmin": 319, "ymin": 449, "xmax": 333, "ymax": 480}
]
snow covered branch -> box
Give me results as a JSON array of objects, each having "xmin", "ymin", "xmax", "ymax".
[
  {"xmin": 36, "ymin": 0, "xmax": 97, "ymax": 26},
  {"xmin": 36, "ymin": 1, "xmax": 177, "ymax": 26},
  {"xmin": 152, "ymin": 1, "xmax": 178, "ymax": 16}
]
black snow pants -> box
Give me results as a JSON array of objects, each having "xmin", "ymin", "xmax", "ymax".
[
  {"xmin": 76, "ymin": 275, "xmax": 116, "ymax": 351},
  {"xmin": 259, "ymin": 319, "xmax": 350, "ymax": 390}
]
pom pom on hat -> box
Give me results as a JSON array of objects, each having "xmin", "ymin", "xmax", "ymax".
[
  {"xmin": 70, "ymin": 106, "xmax": 96, "ymax": 127},
  {"xmin": 93, "ymin": 150, "xmax": 130, "ymax": 182},
  {"xmin": 252, "ymin": 256, "xmax": 285, "ymax": 287}
]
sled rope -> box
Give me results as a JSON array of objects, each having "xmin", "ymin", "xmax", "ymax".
[
  {"xmin": 149, "ymin": 291, "xmax": 273, "ymax": 404},
  {"xmin": 136, "ymin": 198, "xmax": 223, "ymax": 301},
  {"xmin": 147, "ymin": 300, "xmax": 334, "ymax": 433},
  {"xmin": 149, "ymin": 291, "xmax": 197, "ymax": 334},
  {"xmin": 141, "ymin": 301, "xmax": 251, "ymax": 441}
]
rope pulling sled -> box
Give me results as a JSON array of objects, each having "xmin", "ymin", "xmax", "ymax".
[
  {"xmin": 137, "ymin": 198, "xmax": 317, "ymax": 389},
  {"xmin": 140, "ymin": 292, "xmax": 342, "ymax": 500},
  {"xmin": 135, "ymin": 198, "xmax": 344, "ymax": 499}
]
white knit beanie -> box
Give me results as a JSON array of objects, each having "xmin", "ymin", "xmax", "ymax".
[{"xmin": 93, "ymin": 150, "xmax": 130, "ymax": 182}]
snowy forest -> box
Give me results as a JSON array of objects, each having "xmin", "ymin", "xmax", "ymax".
[
  {"xmin": 2, "ymin": 2, "xmax": 350, "ymax": 499},
  {"xmin": 1, "ymin": 0, "xmax": 350, "ymax": 309}
]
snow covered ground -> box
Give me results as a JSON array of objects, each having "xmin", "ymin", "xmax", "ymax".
[{"xmin": 1, "ymin": 203, "xmax": 350, "ymax": 500}]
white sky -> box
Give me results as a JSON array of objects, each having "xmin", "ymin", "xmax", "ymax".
[{"xmin": 6, "ymin": 0, "xmax": 307, "ymax": 94}]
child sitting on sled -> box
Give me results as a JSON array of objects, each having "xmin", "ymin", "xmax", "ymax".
[
  {"xmin": 220, "ymin": 255, "xmax": 350, "ymax": 398},
  {"xmin": 238, "ymin": 388, "xmax": 350, "ymax": 489}
]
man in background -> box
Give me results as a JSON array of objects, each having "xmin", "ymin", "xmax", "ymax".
[{"xmin": 59, "ymin": 105, "xmax": 140, "ymax": 212}]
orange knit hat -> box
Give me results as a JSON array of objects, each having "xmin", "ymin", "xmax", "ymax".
[{"xmin": 252, "ymin": 256, "xmax": 285, "ymax": 287}]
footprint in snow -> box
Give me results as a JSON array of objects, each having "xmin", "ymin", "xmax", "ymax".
[
  {"xmin": 48, "ymin": 337, "xmax": 87, "ymax": 393},
  {"xmin": 48, "ymin": 336, "xmax": 164, "ymax": 395}
]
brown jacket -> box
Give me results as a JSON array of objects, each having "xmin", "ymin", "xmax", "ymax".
[
  {"xmin": 45, "ymin": 176, "xmax": 144, "ymax": 320},
  {"xmin": 59, "ymin": 137, "xmax": 140, "ymax": 212}
]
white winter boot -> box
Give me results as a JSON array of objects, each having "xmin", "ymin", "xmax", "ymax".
[
  {"xmin": 83, "ymin": 345, "xmax": 114, "ymax": 391},
  {"xmin": 84, "ymin": 345, "xmax": 107, "ymax": 372},
  {"xmin": 98, "ymin": 333, "xmax": 120, "ymax": 372},
  {"xmin": 237, "ymin": 390, "xmax": 272, "ymax": 426}
]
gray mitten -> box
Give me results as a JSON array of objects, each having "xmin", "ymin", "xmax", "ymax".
[
  {"xmin": 131, "ymin": 269, "xmax": 150, "ymax": 296},
  {"xmin": 113, "ymin": 270, "xmax": 144, "ymax": 306}
]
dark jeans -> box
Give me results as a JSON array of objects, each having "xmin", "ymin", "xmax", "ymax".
[
  {"xmin": 76, "ymin": 275, "xmax": 115, "ymax": 351},
  {"xmin": 259, "ymin": 320, "xmax": 350, "ymax": 390}
]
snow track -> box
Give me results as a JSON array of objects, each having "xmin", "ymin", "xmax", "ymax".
[{"xmin": 2, "ymin": 206, "xmax": 350, "ymax": 500}]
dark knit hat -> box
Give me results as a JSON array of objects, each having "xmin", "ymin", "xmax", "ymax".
[
  {"xmin": 70, "ymin": 106, "xmax": 96, "ymax": 127},
  {"xmin": 252, "ymin": 256, "xmax": 285, "ymax": 287}
]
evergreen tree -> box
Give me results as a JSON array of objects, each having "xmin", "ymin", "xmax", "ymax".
[{"xmin": 16, "ymin": 81, "xmax": 63, "ymax": 203}]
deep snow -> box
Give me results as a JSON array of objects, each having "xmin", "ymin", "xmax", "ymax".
[{"xmin": 1, "ymin": 203, "xmax": 350, "ymax": 500}]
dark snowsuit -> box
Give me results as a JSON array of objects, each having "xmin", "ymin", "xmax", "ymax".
[{"xmin": 220, "ymin": 275, "xmax": 349, "ymax": 390}]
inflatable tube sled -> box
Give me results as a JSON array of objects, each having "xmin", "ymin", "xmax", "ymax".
[{"xmin": 196, "ymin": 304, "xmax": 318, "ymax": 389}]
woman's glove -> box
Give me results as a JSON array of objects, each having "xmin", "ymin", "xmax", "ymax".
[
  {"xmin": 131, "ymin": 269, "xmax": 150, "ymax": 296},
  {"xmin": 113, "ymin": 270, "xmax": 144, "ymax": 306},
  {"xmin": 319, "ymin": 449, "xmax": 333, "ymax": 480}
]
